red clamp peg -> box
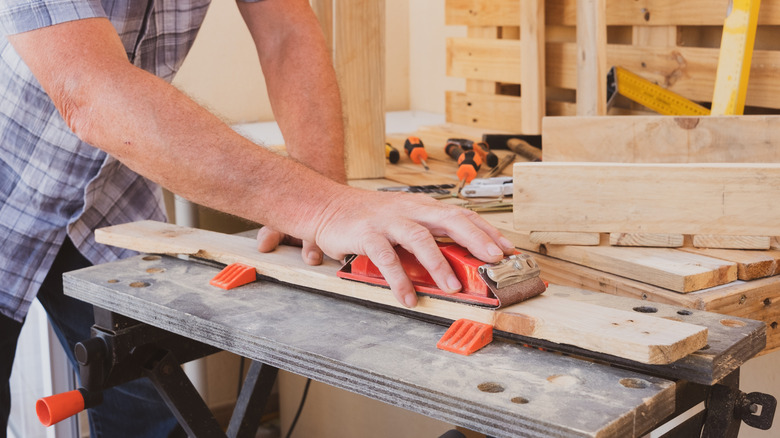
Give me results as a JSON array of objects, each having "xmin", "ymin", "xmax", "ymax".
[{"xmin": 210, "ymin": 263, "xmax": 256, "ymax": 290}]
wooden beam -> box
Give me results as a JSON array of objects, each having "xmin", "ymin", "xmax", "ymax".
[
  {"xmin": 542, "ymin": 115, "xmax": 780, "ymax": 163},
  {"xmin": 95, "ymin": 221, "xmax": 709, "ymax": 365},
  {"xmin": 539, "ymin": 244, "xmax": 737, "ymax": 293},
  {"xmin": 314, "ymin": 0, "xmax": 386, "ymax": 179},
  {"xmin": 680, "ymin": 246, "xmax": 780, "ymax": 281},
  {"xmin": 445, "ymin": 91, "xmax": 522, "ymax": 131},
  {"xmin": 576, "ymin": 0, "xmax": 608, "ymax": 115},
  {"xmin": 692, "ymin": 235, "xmax": 771, "ymax": 250},
  {"xmin": 513, "ymin": 162, "xmax": 780, "ymax": 237},
  {"xmin": 520, "ymin": 0, "xmax": 545, "ymax": 134}
]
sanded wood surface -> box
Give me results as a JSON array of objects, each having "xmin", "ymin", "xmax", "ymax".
[
  {"xmin": 513, "ymin": 162, "xmax": 780, "ymax": 236},
  {"xmin": 539, "ymin": 245, "xmax": 737, "ymax": 293},
  {"xmin": 95, "ymin": 221, "xmax": 709, "ymax": 365},
  {"xmin": 610, "ymin": 233, "xmax": 684, "ymax": 248},
  {"xmin": 543, "ymin": 115, "xmax": 780, "ymax": 163},
  {"xmin": 65, "ymin": 255, "xmax": 683, "ymax": 437}
]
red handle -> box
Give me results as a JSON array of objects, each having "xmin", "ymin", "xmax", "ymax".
[{"xmin": 36, "ymin": 389, "xmax": 85, "ymax": 426}]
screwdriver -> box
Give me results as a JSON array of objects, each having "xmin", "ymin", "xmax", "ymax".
[
  {"xmin": 385, "ymin": 142, "xmax": 400, "ymax": 164},
  {"xmin": 472, "ymin": 141, "xmax": 499, "ymax": 168},
  {"xmin": 403, "ymin": 136, "xmax": 429, "ymax": 171},
  {"xmin": 445, "ymin": 141, "xmax": 483, "ymax": 191}
]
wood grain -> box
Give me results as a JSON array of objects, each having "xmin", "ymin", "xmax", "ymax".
[
  {"xmin": 95, "ymin": 221, "xmax": 709, "ymax": 365},
  {"xmin": 513, "ymin": 162, "xmax": 780, "ymax": 237}
]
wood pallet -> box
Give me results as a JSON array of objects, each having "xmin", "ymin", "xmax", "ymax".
[{"xmin": 445, "ymin": 0, "xmax": 780, "ymax": 132}]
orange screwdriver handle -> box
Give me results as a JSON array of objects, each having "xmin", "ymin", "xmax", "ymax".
[
  {"xmin": 404, "ymin": 136, "xmax": 428, "ymax": 164},
  {"xmin": 457, "ymin": 150, "xmax": 482, "ymax": 183}
]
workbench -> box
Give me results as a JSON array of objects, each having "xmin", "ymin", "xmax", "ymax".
[{"xmin": 63, "ymin": 251, "xmax": 773, "ymax": 437}]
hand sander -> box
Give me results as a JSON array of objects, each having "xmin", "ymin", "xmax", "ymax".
[{"xmin": 337, "ymin": 242, "xmax": 546, "ymax": 308}]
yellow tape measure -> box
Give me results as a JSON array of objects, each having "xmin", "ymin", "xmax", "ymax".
[
  {"xmin": 711, "ymin": 0, "xmax": 761, "ymax": 115},
  {"xmin": 607, "ymin": 66, "xmax": 711, "ymax": 116}
]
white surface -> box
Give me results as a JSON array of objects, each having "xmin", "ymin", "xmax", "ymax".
[{"xmin": 232, "ymin": 111, "xmax": 445, "ymax": 146}]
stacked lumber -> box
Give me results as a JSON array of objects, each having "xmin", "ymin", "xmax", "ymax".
[
  {"xmin": 379, "ymin": 124, "xmax": 780, "ymax": 355},
  {"xmin": 445, "ymin": 0, "xmax": 780, "ymax": 132}
]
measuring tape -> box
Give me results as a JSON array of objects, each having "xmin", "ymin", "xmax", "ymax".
[
  {"xmin": 607, "ymin": 66, "xmax": 710, "ymax": 116},
  {"xmin": 711, "ymin": 0, "xmax": 761, "ymax": 115}
]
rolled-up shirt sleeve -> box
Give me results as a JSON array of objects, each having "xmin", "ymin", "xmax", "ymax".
[{"xmin": 0, "ymin": 0, "xmax": 106, "ymax": 36}]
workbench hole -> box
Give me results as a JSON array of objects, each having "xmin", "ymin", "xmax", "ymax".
[
  {"xmin": 620, "ymin": 378, "xmax": 649, "ymax": 389},
  {"xmin": 511, "ymin": 397, "xmax": 529, "ymax": 405},
  {"xmin": 146, "ymin": 267, "xmax": 165, "ymax": 274},
  {"xmin": 764, "ymin": 298, "xmax": 772, "ymax": 307},
  {"xmin": 771, "ymin": 322, "xmax": 778, "ymax": 330},
  {"xmin": 633, "ymin": 306, "xmax": 658, "ymax": 313},
  {"xmin": 720, "ymin": 319, "xmax": 746, "ymax": 328},
  {"xmin": 129, "ymin": 281, "xmax": 150, "ymax": 288},
  {"xmin": 547, "ymin": 374, "xmax": 580, "ymax": 387},
  {"xmin": 142, "ymin": 255, "xmax": 161, "ymax": 261},
  {"xmin": 107, "ymin": 279, "xmax": 119, "ymax": 284},
  {"xmin": 477, "ymin": 382, "xmax": 505, "ymax": 393},
  {"xmin": 677, "ymin": 309, "xmax": 693, "ymax": 316}
]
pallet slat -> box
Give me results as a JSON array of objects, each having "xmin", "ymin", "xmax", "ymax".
[{"xmin": 513, "ymin": 162, "xmax": 780, "ymax": 236}]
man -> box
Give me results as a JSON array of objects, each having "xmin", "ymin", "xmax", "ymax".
[{"xmin": 0, "ymin": 0, "xmax": 515, "ymax": 436}]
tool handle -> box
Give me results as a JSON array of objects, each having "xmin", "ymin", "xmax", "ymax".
[
  {"xmin": 473, "ymin": 142, "xmax": 499, "ymax": 168},
  {"xmin": 445, "ymin": 142, "xmax": 464, "ymax": 161},
  {"xmin": 404, "ymin": 136, "xmax": 428, "ymax": 164},
  {"xmin": 507, "ymin": 138, "xmax": 542, "ymax": 162},
  {"xmin": 385, "ymin": 143, "xmax": 400, "ymax": 164},
  {"xmin": 457, "ymin": 150, "xmax": 482, "ymax": 183}
]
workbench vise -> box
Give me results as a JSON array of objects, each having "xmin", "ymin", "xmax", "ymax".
[{"xmin": 36, "ymin": 308, "xmax": 220, "ymax": 429}]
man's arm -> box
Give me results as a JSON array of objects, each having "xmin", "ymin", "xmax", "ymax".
[
  {"xmin": 7, "ymin": 17, "xmax": 515, "ymax": 308},
  {"xmin": 236, "ymin": 0, "xmax": 346, "ymax": 265}
]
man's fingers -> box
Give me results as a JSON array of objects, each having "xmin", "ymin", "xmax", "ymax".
[
  {"xmin": 256, "ymin": 227, "xmax": 283, "ymax": 253},
  {"xmin": 362, "ymin": 237, "xmax": 418, "ymax": 308},
  {"xmin": 301, "ymin": 240, "xmax": 323, "ymax": 265},
  {"xmin": 424, "ymin": 208, "xmax": 512, "ymax": 263},
  {"xmin": 397, "ymin": 224, "xmax": 461, "ymax": 294}
]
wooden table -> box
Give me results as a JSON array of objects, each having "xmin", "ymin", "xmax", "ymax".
[{"xmin": 64, "ymin": 253, "xmax": 769, "ymax": 437}]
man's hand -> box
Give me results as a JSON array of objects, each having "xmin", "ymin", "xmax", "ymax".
[
  {"xmin": 310, "ymin": 188, "xmax": 516, "ymax": 309},
  {"xmin": 256, "ymin": 227, "xmax": 323, "ymax": 266}
]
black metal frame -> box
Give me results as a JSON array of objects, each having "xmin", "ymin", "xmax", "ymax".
[{"xmin": 73, "ymin": 307, "xmax": 279, "ymax": 438}]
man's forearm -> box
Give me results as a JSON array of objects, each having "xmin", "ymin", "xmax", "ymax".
[
  {"xmin": 8, "ymin": 17, "xmax": 341, "ymax": 243},
  {"xmin": 238, "ymin": 0, "xmax": 347, "ymax": 183}
]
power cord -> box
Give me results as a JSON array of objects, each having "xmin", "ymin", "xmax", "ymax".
[{"xmin": 284, "ymin": 378, "xmax": 312, "ymax": 438}]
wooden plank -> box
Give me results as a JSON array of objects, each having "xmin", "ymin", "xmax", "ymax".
[
  {"xmin": 465, "ymin": 27, "xmax": 500, "ymax": 95},
  {"xmin": 532, "ymin": 250, "xmax": 777, "ymax": 356},
  {"xmin": 679, "ymin": 247, "xmax": 780, "ymax": 281},
  {"xmin": 692, "ymin": 235, "xmax": 771, "ymax": 250},
  {"xmin": 513, "ymin": 162, "xmax": 780, "ymax": 236},
  {"xmin": 577, "ymin": 0, "xmax": 608, "ymax": 115},
  {"xmin": 94, "ymin": 221, "xmax": 709, "ymax": 365},
  {"xmin": 447, "ymin": 37, "xmax": 521, "ymax": 83},
  {"xmin": 529, "ymin": 231, "xmax": 601, "ymax": 246},
  {"xmin": 542, "ymin": 115, "xmax": 780, "ymax": 163},
  {"xmin": 538, "ymin": 244, "xmax": 737, "ymax": 293},
  {"xmin": 445, "ymin": 91, "xmax": 522, "ymax": 131},
  {"xmin": 332, "ymin": 0, "xmax": 385, "ymax": 179},
  {"xmin": 520, "ymin": 0, "xmax": 545, "ymax": 134},
  {"xmin": 448, "ymin": 0, "xmax": 780, "ymax": 27},
  {"xmin": 610, "ymin": 233, "xmax": 685, "ymax": 248}
]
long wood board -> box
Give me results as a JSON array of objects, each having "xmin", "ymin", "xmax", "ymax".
[
  {"xmin": 543, "ymin": 115, "xmax": 780, "ymax": 163},
  {"xmin": 95, "ymin": 221, "xmax": 708, "ymax": 365},
  {"xmin": 513, "ymin": 162, "xmax": 780, "ymax": 236}
]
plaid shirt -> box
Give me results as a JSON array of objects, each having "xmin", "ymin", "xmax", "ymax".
[{"xmin": 0, "ymin": 0, "xmax": 263, "ymax": 321}]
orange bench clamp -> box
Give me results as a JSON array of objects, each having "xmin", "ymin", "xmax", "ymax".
[
  {"xmin": 437, "ymin": 319, "xmax": 493, "ymax": 356},
  {"xmin": 210, "ymin": 263, "xmax": 257, "ymax": 290}
]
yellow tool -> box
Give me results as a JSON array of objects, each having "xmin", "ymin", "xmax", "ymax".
[
  {"xmin": 711, "ymin": 0, "xmax": 761, "ymax": 115},
  {"xmin": 606, "ymin": 66, "xmax": 710, "ymax": 116}
]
